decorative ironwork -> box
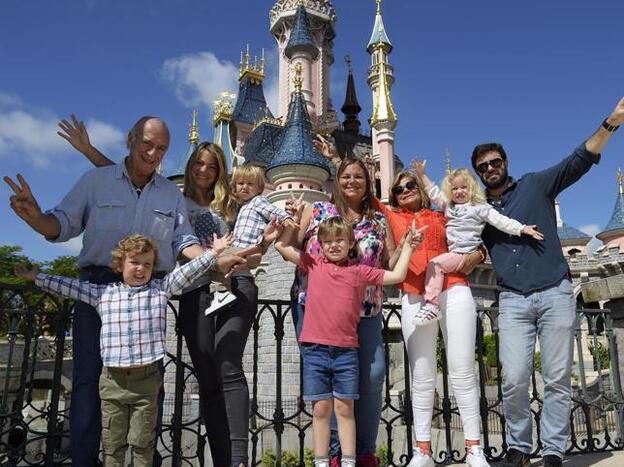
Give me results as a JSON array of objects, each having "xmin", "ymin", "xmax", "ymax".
[{"xmin": 1, "ymin": 282, "xmax": 623, "ymax": 465}]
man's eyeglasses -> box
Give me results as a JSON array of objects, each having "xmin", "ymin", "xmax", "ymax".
[
  {"xmin": 476, "ymin": 158, "xmax": 504, "ymax": 174},
  {"xmin": 392, "ymin": 180, "xmax": 417, "ymax": 195}
]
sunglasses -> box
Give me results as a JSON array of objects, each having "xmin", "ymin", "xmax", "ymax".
[
  {"xmin": 392, "ymin": 180, "xmax": 417, "ymax": 195},
  {"xmin": 476, "ymin": 158, "xmax": 504, "ymax": 174}
]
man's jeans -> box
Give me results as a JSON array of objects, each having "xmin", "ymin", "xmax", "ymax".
[{"xmin": 498, "ymin": 278, "xmax": 576, "ymax": 458}]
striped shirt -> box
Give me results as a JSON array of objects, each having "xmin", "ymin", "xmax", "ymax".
[
  {"xmin": 232, "ymin": 195, "xmax": 290, "ymax": 248},
  {"xmin": 35, "ymin": 250, "xmax": 216, "ymax": 368}
]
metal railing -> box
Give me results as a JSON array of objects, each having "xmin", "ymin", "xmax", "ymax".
[{"xmin": 1, "ymin": 283, "xmax": 623, "ymax": 466}]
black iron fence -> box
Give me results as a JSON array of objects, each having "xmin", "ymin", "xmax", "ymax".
[{"xmin": 1, "ymin": 282, "xmax": 624, "ymax": 466}]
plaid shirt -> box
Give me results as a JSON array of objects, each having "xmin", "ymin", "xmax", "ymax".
[
  {"xmin": 232, "ymin": 195, "xmax": 290, "ymax": 248},
  {"xmin": 35, "ymin": 251, "xmax": 216, "ymax": 368}
]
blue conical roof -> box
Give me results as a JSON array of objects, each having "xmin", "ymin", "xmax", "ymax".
[
  {"xmin": 557, "ymin": 222, "xmax": 591, "ymax": 241},
  {"xmin": 232, "ymin": 75, "xmax": 273, "ymax": 125},
  {"xmin": 266, "ymin": 90, "xmax": 331, "ymax": 174},
  {"xmin": 367, "ymin": 4, "xmax": 392, "ymax": 53},
  {"xmin": 285, "ymin": 5, "xmax": 318, "ymax": 60},
  {"xmin": 600, "ymin": 192, "xmax": 624, "ymax": 236}
]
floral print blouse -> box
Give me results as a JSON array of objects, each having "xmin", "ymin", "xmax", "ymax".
[{"xmin": 294, "ymin": 201, "xmax": 388, "ymax": 318}]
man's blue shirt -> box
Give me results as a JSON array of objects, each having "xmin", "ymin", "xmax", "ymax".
[{"xmin": 482, "ymin": 144, "xmax": 599, "ymax": 294}]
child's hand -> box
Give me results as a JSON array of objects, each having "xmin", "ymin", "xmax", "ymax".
[
  {"xmin": 15, "ymin": 264, "xmax": 39, "ymax": 281},
  {"xmin": 313, "ymin": 134, "xmax": 338, "ymax": 161},
  {"xmin": 522, "ymin": 225, "xmax": 544, "ymax": 241},
  {"xmin": 285, "ymin": 191, "xmax": 306, "ymax": 220},
  {"xmin": 211, "ymin": 232, "xmax": 233, "ymax": 255},
  {"xmin": 283, "ymin": 218, "xmax": 300, "ymax": 231},
  {"xmin": 263, "ymin": 216, "xmax": 284, "ymax": 245},
  {"xmin": 410, "ymin": 159, "xmax": 427, "ymax": 179}
]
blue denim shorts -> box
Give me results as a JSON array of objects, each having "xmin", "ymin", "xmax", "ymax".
[{"xmin": 302, "ymin": 344, "xmax": 359, "ymax": 401}]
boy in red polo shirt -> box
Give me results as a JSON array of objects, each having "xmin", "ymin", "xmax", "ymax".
[{"xmin": 276, "ymin": 216, "xmax": 418, "ymax": 467}]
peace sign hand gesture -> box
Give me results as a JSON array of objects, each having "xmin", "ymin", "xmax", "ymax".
[{"xmin": 4, "ymin": 174, "xmax": 43, "ymax": 224}]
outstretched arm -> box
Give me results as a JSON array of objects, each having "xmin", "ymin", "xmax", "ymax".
[
  {"xmin": 58, "ymin": 114, "xmax": 115, "ymax": 167},
  {"xmin": 275, "ymin": 224, "xmax": 302, "ymax": 265},
  {"xmin": 383, "ymin": 227, "xmax": 419, "ymax": 285},
  {"xmin": 4, "ymin": 174, "xmax": 61, "ymax": 239},
  {"xmin": 585, "ymin": 97, "xmax": 624, "ymax": 155}
]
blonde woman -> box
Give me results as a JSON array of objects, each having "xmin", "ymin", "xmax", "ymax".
[{"xmin": 411, "ymin": 163, "xmax": 543, "ymax": 325}]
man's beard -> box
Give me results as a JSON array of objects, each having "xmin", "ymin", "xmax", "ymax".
[{"xmin": 481, "ymin": 168, "xmax": 509, "ymax": 190}]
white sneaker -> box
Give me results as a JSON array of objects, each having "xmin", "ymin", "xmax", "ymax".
[
  {"xmin": 205, "ymin": 291, "xmax": 237, "ymax": 315},
  {"xmin": 466, "ymin": 446, "xmax": 490, "ymax": 467},
  {"xmin": 412, "ymin": 303, "xmax": 441, "ymax": 326},
  {"xmin": 407, "ymin": 448, "xmax": 434, "ymax": 467}
]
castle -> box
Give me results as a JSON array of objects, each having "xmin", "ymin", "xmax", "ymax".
[{"xmin": 160, "ymin": 0, "xmax": 624, "ymax": 449}]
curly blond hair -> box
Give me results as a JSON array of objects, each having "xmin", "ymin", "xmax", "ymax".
[
  {"xmin": 441, "ymin": 168, "xmax": 486, "ymax": 205},
  {"xmin": 231, "ymin": 164, "xmax": 266, "ymax": 195},
  {"xmin": 111, "ymin": 235, "xmax": 159, "ymax": 272}
]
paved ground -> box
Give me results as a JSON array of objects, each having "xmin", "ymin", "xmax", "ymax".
[{"xmin": 444, "ymin": 450, "xmax": 624, "ymax": 466}]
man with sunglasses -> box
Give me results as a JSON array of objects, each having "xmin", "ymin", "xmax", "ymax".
[{"xmin": 471, "ymin": 97, "xmax": 624, "ymax": 467}]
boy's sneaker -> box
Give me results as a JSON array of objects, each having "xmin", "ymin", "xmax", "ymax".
[
  {"xmin": 465, "ymin": 446, "xmax": 490, "ymax": 467},
  {"xmin": 406, "ymin": 448, "xmax": 434, "ymax": 467},
  {"xmin": 501, "ymin": 448, "xmax": 531, "ymax": 467},
  {"xmin": 412, "ymin": 303, "xmax": 441, "ymax": 326},
  {"xmin": 205, "ymin": 290, "xmax": 237, "ymax": 315},
  {"xmin": 541, "ymin": 455, "xmax": 562, "ymax": 467}
]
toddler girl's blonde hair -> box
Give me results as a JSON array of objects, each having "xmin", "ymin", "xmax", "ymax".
[
  {"xmin": 441, "ymin": 168, "xmax": 486, "ymax": 205},
  {"xmin": 111, "ymin": 234, "xmax": 159, "ymax": 272}
]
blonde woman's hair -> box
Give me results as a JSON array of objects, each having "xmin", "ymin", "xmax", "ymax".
[
  {"xmin": 388, "ymin": 171, "xmax": 431, "ymax": 209},
  {"xmin": 183, "ymin": 142, "xmax": 238, "ymax": 224},
  {"xmin": 111, "ymin": 234, "xmax": 159, "ymax": 272},
  {"xmin": 231, "ymin": 164, "xmax": 266, "ymax": 194},
  {"xmin": 441, "ymin": 168, "xmax": 486, "ymax": 205},
  {"xmin": 317, "ymin": 216, "xmax": 356, "ymax": 245}
]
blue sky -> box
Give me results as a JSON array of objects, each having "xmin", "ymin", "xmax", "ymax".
[{"xmin": 1, "ymin": 0, "xmax": 622, "ymax": 262}]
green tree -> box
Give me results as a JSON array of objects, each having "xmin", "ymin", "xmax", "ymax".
[
  {"xmin": 0, "ymin": 245, "xmax": 38, "ymax": 285},
  {"xmin": 43, "ymin": 255, "xmax": 79, "ymax": 278}
]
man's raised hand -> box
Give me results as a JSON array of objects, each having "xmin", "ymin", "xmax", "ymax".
[{"xmin": 4, "ymin": 174, "xmax": 43, "ymax": 225}]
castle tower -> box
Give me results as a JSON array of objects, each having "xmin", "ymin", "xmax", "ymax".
[
  {"xmin": 212, "ymin": 91, "xmax": 238, "ymax": 173},
  {"xmin": 270, "ymin": 0, "xmax": 338, "ymax": 132},
  {"xmin": 168, "ymin": 109, "xmax": 200, "ymax": 187},
  {"xmin": 555, "ymin": 200, "xmax": 592, "ymax": 257},
  {"xmin": 341, "ymin": 55, "xmax": 362, "ymax": 135},
  {"xmin": 596, "ymin": 168, "xmax": 624, "ymax": 251},
  {"xmin": 231, "ymin": 46, "xmax": 273, "ymax": 151},
  {"xmin": 368, "ymin": 0, "xmax": 396, "ymax": 202},
  {"xmin": 265, "ymin": 63, "xmax": 332, "ymax": 208}
]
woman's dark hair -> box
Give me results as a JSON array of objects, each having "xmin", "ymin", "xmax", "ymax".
[
  {"xmin": 471, "ymin": 142, "xmax": 507, "ymax": 171},
  {"xmin": 331, "ymin": 157, "xmax": 377, "ymax": 220}
]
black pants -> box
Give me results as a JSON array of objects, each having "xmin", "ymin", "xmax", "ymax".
[{"xmin": 179, "ymin": 276, "xmax": 257, "ymax": 467}]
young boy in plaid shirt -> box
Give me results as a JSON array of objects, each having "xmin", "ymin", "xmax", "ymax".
[
  {"xmin": 15, "ymin": 233, "xmax": 232, "ymax": 467},
  {"xmin": 205, "ymin": 164, "xmax": 297, "ymax": 314}
]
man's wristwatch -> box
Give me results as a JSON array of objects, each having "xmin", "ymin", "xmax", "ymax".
[{"xmin": 602, "ymin": 118, "xmax": 620, "ymax": 132}]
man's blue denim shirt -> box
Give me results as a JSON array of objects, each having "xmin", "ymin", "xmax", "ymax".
[{"xmin": 482, "ymin": 143, "xmax": 600, "ymax": 294}]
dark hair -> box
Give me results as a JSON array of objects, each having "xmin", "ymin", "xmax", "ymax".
[
  {"xmin": 331, "ymin": 157, "xmax": 377, "ymax": 220},
  {"xmin": 471, "ymin": 143, "xmax": 507, "ymax": 171}
]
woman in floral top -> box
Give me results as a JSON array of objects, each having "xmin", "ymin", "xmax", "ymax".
[{"xmin": 289, "ymin": 158, "xmax": 400, "ymax": 467}]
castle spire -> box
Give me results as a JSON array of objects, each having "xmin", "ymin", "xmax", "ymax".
[
  {"xmin": 188, "ymin": 109, "xmax": 200, "ymax": 145},
  {"xmin": 371, "ymin": 41, "xmax": 397, "ymax": 125},
  {"xmin": 341, "ymin": 55, "xmax": 362, "ymax": 135},
  {"xmin": 445, "ymin": 148, "xmax": 452, "ymax": 175},
  {"xmin": 285, "ymin": 2, "xmax": 319, "ymax": 60},
  {"xmin": 618, "ymin": 167, "xmax": 623, "ymax": 195},
  {"xmin": 596, "ymin": 167, "xmax": 624, "ymax": 246},
  {"xmin": 368, "ymin": 0, "xmax": 392, "ymax": 53}
]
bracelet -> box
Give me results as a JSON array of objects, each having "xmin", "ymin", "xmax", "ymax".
[{"xmin": 602, "ymin": 118, "xmax": 620, "ymax": 133}]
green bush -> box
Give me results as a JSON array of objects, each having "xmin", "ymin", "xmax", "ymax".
[
  {"xmin": 376, "ymin": 442, "xmax": 388, "ymax": 467},
  {"xmin": 588, "ymin": 341, "xmax": 610, "ymax": 371},
  {"xmin": 534, "ymin": 351, "xmax": 542, "ymax": 374},
  {"xmin": 261, "ymin": 448, "xmax": 314, "ymax": 467}
]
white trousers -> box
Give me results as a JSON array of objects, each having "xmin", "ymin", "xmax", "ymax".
[{"xmin": 401, "ymin": 285, "xmax": 481, "ymax": 441}]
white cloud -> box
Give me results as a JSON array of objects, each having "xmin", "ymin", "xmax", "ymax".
[
  {"xmin": 578, "ymin": 224, "xmax": 603, "ymax": 255},
  {"xmin": 0, "ymin": 93, "xmax": 125, "ymax": 168},
  {"xmin": 578, "ymin": 224, "xmax": 600, "ymax": 237},
  {"xmin": 160, "ymin": 52, "xmax": 239, "ymax": 109}
]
